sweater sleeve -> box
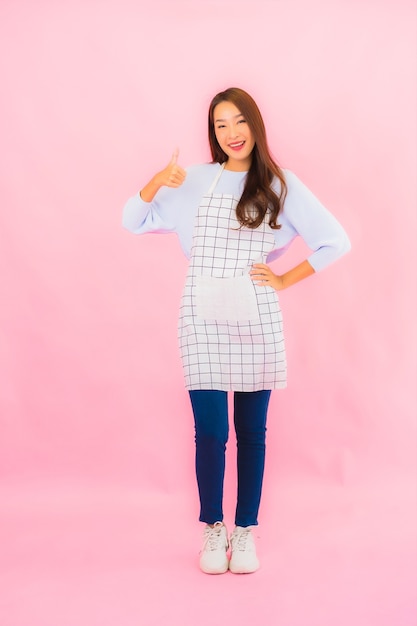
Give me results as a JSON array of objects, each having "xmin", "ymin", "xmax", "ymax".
[
  {"xmin": 122, "ymin": 185, "xmax": 180, "ymax": 235},
  {"xmin": 121, "ymin": 164, "xmax": 215, "ymax": 258},
  {"xmin": 279, "ymin": 171, "xmax": 351, "ymax": 272}
]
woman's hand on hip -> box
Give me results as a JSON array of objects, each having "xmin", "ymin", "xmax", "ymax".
[
  {"xmin": 250, "ymin": 264, "xmax": 284, "ymax": 290},
  {"xmin": 251, "ymin": 259, "xmax": 315, "ymax": 290}
]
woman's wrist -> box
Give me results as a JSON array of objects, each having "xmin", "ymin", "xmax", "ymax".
[
  {"xmin": 140, "ymin": 177, "xmax": 161, "ymax": 202},
  {"xmin": 280, "ymin": 261, "xmax": 315, "ymax": 289},
  {"xmin": 273, "ymin": 274, "xmax": 285, "ymax": 290}
]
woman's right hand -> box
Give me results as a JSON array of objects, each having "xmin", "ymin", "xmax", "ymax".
[
  {"xmin": 140, "ymin": 149, "xmax": 186, "ymax": 202},
  {"xmin": 153, "ymin": 148, "xmax": 187, "ymax": 189}
]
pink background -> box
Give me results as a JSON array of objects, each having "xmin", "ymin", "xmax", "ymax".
[{"xmin": 0, "ymin": 1, "xmax": 416, "ymax": 625}]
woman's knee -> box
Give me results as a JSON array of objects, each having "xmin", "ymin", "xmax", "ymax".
[{"xmin": 189, "ymin": 389, "xmax": 229, "ymax": 442}]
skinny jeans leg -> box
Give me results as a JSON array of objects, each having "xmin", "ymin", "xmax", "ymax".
[
  {"xmin": 189, "ymin": 390, "xmax": 228, "ymax": 525},
  {"xmin": 234, "ymin": 390, "xmax": 271, "ymax": 527}
]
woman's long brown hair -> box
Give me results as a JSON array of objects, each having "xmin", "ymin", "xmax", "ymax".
[{"xmin": 208, "ymin": 87, "xmax": 287, "ymax": 230}]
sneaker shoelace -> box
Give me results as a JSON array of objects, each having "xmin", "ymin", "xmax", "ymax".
[
  {"xmin": 232, "ymin": 528, "xmax": 251, "ymax": 552},
  {"xmin": 203, "ymin": 524, "xmax": 226, "ymax": 552}
]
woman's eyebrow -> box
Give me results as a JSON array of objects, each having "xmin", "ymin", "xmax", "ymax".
[{"xmin": 214, "ymin": 113, "xmax": 244, "ymax": 123}]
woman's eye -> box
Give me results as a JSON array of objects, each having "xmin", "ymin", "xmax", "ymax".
[
  {"xmin": 238, "ymin": 119, "xmax": 246, "ymax": 124},
  {"xmin": 217, "ymin": 125, "xmax": 226, "ymax": 129}
]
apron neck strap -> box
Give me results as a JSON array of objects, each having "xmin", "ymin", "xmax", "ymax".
[{"xmin": 207, "ymin": 162, "xmax": 226, "ymax": 194}]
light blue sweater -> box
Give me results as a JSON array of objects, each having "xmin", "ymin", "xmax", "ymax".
[{"xmin": 122, "ymin": 163, "xmax": 351, "ymax": 272}]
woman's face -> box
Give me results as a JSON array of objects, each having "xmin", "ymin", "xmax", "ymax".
[{"xmin": 213, "ymin": 101, "xmax": 255, "ymax": 171}]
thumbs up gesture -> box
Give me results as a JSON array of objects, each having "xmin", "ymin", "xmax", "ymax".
[
  {"xmin": 154, "ymin": 148, "xmax": 187, "ymax": 189},
  {"xmin": 139, "ymin": 149, "xmax": 187, "ymax": 202}
]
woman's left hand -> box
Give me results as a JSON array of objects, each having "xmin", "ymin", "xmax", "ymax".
[{"xmin": 250, "ymin": 264, "xmax": 284, "ymax": 290}]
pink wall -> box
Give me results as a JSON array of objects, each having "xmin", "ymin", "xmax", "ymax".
[
  {"xmin": 1, "ymin": 2, "xmax": 416, "ymax": 625},
  {"xmin": 0, "ymin": 0, "xmax": 415, "ymax": 495}
]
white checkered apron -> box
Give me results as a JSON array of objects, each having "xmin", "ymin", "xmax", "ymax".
[{"xmin": 178, "ymin": 165, "xmax": 287, "ymax": 391}]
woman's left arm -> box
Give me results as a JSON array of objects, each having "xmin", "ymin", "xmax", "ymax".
[
  {"xmin": 283, "ymin": 170, "xmax": 351, "ymax": 272},
  {"xmin": 251, "ymin": 171, "xmax": 351, "ymax": 290},
  {"xmin": 250, "ymin": 259, "xmax": 315, "ymax": 290}
]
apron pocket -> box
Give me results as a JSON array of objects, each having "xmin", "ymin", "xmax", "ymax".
[{"xmin": 195, "ymin": 274, "xmax": 260, "ymax": 322}]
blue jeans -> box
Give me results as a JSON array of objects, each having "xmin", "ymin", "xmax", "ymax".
[{"xmin": 189, "ymin": 389, "xmax": 271, "ymax": 527}]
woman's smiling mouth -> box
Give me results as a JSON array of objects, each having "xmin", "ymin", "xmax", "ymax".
[{"xmin": 228, "ymin": 141, "xmax": 245, "ymax": 150}]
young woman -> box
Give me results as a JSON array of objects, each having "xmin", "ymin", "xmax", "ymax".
[{"xmin": 122, "ymin": 87, "xmax": 350, "ymax": 575}]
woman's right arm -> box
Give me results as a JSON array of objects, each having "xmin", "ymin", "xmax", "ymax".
[
  {"xmin": 122, "ymin": 149, "xmax": 186, "ymax": 234},
  {"xmin": 140, "ymin": 148, "xmax": 186, "ymax": 202}
]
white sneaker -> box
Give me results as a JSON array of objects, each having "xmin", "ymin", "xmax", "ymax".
[
  {"xmin": 229, "ymin": 526, "xmax": 260, "ymax": 574},
  {"xmin": 199, "ymin": 522, "xmax": 229, "ymax": 574}
]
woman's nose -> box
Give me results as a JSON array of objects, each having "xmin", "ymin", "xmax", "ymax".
[{"xmin": 228, "ymin": 124, "xmax": 239, "ymax": 138}]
